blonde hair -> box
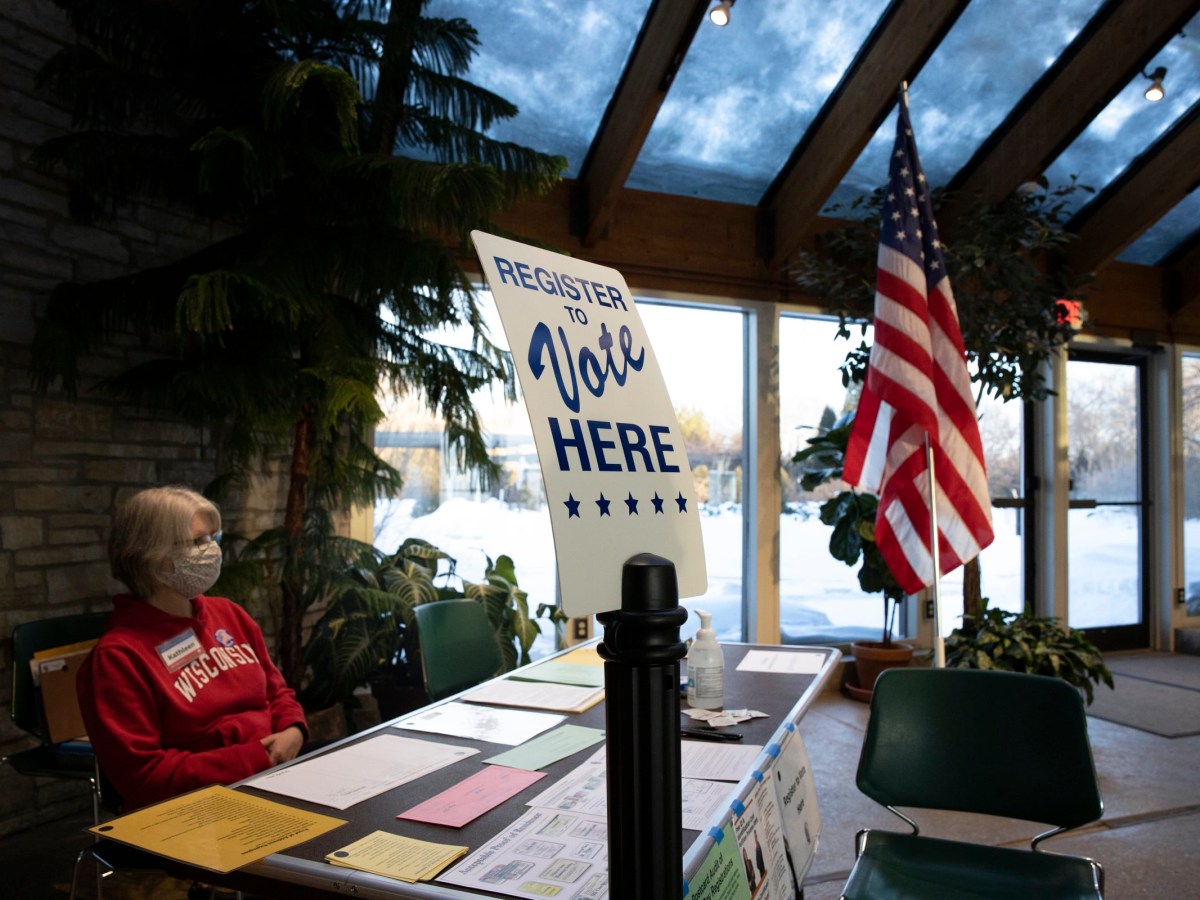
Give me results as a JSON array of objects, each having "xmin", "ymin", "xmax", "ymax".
[{"xmin": 109, "ymin": 486, "xmax": 222, "ymax": 599}]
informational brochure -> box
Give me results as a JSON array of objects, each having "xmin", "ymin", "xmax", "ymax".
[
  {"xmin": 89, "ymin": 785, "xmax": 346, "ymax": 873},
  {"xmin": 246, "ymin": 734, "xmax": 478, "ymax": 810},
  {"xmin": 327, "ymin": 830, "xmax": 467, "ymax": 882},
  {"xmin": 685, "ymin": 821, "xmax": 752, "ymax": 900},
  {"xmin": 731, "ymin": 772, "xmax": 795, "ymax": 900},
  {"xmin": 735, "ymin": 650, "xmax": 827, "ymax": 675},
  {"xmin": 463, "ymin": 679, "xmax": 604, "ymax": 714},
  {"xmin": 393, "ymin": 700, "xmax": 565, "ymax": 745},
  {"xmin": 437, "ymin": 805, "xmax": 609, "ymax": 899},
  {"xmin": 769, "ymin": 727, "xmax": 821, "ymax": 884}
]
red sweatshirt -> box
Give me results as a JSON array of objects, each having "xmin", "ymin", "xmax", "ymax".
[{"xmin": 77, "ymin": 593, "xmax": 307, "ymax": 811}]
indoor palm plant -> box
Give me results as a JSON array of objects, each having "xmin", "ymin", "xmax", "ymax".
[{"xmin": 28, "ymin": 0, "xmax": 565, "ymax": 688}]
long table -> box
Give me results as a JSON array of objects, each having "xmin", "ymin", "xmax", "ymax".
[{"xmin": 145, "ymin": 641, "xmax": 840, "ymax": 898}]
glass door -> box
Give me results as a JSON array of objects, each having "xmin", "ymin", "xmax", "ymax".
[{"xmin": 1066, "ymin": 351, "xmax": 1150, "ymax": 649}]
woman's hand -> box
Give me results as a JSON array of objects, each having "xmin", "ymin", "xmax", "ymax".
[{"xmin": 260, "ymin": 725, "xmax": 305, "ymax": 766}]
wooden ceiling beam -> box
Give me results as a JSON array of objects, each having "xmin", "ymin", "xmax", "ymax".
[
  {"xmin": 571, "ymin": 0, "xmax": 709, "ymax": 247},
  {"xmin": 1067, "ymin": 100, "xmax": 1200, "ymax": 275},
  {"xmin": 762, "ymin": 0, "xmax": 969, "ymax": 272},
  {"xmin": 942, "ymin": 0, "xmax": 1198, "ymax": 221},
  {"xmin": 1164, "ymin": 233, "xmax": 1200, "ymax": 329}
]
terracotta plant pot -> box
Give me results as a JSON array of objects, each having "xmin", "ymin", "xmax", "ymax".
[{"xmin": 848, "ymin": 640, "xmax": 914, "ymax": 701}]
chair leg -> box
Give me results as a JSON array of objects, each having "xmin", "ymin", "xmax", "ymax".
[{"xmin": 70, "ymin": 845, "xmax": 112, "ymax": 900}]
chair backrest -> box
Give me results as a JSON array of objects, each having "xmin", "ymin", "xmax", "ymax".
[
  {"xmin": 413, "ymin": 599, "xmax": 504, "ymax": 701},
  {"xmin": 11, "ymin": 611, "xmax": 109, "ymax": 738},
  {"xmin": 857, "ymin": 667, "xmax": 1103, "ymax": 830}
]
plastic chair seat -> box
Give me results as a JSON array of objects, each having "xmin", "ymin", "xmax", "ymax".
[
  {"xmin": 4, "ymin": 743, "xmax": 96, "ymax": 778},
  {"xmin": 843, "ymin": 829, "xmax": 1103, "ymax": 900},
  {"xmin": 413, "ymin": 599, "xmax": 504, "ymax": 701}
]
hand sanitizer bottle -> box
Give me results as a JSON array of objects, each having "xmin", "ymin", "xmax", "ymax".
[{"xmin": 686, "ymin": 609, "xmax": 724, "ymax": 710}]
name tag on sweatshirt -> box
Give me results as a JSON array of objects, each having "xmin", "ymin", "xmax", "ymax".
[{"xmin": 157, "ymin": 629, "xmax": 204, "ymax": 672}]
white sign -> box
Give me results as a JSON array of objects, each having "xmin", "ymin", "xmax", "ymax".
[{"xmin": 472, "ymin": 231, "xmax": 707, "ymax": 617}]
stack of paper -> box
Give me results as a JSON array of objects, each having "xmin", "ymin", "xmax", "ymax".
[{"xmin": 327, "ymin": 831, "xmax": 467, "ymax": 883}]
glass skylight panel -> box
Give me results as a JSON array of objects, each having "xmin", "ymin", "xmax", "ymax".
[
  {"xmin": 423, "ymin": 0, "xmax": 651, "ymax": 176},
  {"xmin": 627, "ymin": 0, "xmax": 890, "ymax": 203},
  {"xmin": 1118, "ymin": 188, "xmax": 1200, "ymax": 265},
  {"xmin": 1045, "ymin": 9, "xmax": 1200, "ymax": 219},
  {"xmin": 828, "ymin": 0, "xmax": 1105, "ymax": 215}
]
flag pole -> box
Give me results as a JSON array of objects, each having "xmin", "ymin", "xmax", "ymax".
[
  {"xmin": 898, "ymin": 80, "xmax": 945, "ymax": 669},
  {"xmin": 925, "ymin": 435, "xmax": 945, "ymax": 667}
]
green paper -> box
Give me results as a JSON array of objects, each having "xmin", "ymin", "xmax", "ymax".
[{"xmin": 482, "ymin": 724, "xmax": 605, "ymax": 771}]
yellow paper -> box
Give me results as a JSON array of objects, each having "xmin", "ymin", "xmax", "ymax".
[
  {"xmin": 326, "ymin": 830, "xmax": 468, "ymax": 882},
  {"xmin": 555, "ymin": 645, "xmax": 603, "ymax": 667},
  {"xmin": 33, "ymin": 638, "xmax": 98, "ymax": 660},
  {"xmin": 89, "ymin": 785, "xmax": 346, "ymax": 873}
]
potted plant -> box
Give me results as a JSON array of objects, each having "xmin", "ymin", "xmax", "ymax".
[
  {"xmin": 944, "ymin": 599, "xmax": 1114, "ymax": 704},
  {"xmin": 791, "ymin": 411, "xmax": 913, "ymax": 699},
  {"xmin": 299, "ymin": 537, "xmax": 564, "ymax": 733}
]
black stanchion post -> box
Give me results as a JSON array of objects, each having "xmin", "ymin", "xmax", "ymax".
[{"xmin": 597, "ymin": 553, "xmax": 689, "ymax": 900}]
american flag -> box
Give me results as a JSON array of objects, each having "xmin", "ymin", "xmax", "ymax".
[{"xmin": 841, "ymin": 95, "xmax": 994, "ymax": 595}]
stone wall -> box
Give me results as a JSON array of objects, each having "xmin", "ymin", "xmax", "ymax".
[{"xmin": 0, "ymin": 3, "xmax": 285, "ymax": 836}]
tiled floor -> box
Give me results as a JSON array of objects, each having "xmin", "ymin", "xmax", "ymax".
[{"xmin": 6, "ymin": 660, "xmax": 1199, "ymax": 899}]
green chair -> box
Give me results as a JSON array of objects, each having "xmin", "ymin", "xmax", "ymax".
[
  {"xmin": 841, "ymin": 667, "xmax": 1104, "ymax": 900},
  {"xmin": 413, "ymin": 599, "xmax": 504, "ymax": 701},
  {"xmin": 4, "ymin": 611, "xmax": 109, "ymax": 824}
]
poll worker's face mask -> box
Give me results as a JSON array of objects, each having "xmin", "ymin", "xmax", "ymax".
[{"xmin": 160, "ymin": 541, "xmax": 222, "ymax": 599}]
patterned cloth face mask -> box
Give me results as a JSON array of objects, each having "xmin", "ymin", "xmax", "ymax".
[{"xmin": 160, "ymin": 541, "xmax": 222, "ymax": 599}]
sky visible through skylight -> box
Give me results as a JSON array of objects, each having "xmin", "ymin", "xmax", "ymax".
[{"xmin": 426, "ymin": 0, "xmax": 1199, "ymax": 264}]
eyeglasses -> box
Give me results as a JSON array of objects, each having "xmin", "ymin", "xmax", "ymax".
[{"xmin": 192, "ymin": 530, "xmax": 223, "ymax": 547}]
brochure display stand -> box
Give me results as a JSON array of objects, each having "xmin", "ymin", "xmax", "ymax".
[{"xmin": 597, "ymin": 553, "xmax": 689, "ymax": 900}]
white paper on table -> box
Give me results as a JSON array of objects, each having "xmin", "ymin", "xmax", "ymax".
[
  {"xmin": 462, "ymin": 679, "xmax": 603, "ymax": 713},
  {"xmin": 246, "ymin": 734, "xmax": 478, "ymax": 810},
  {"xmin": 522, "ymin": 746, "xmax": 734, "ymax": 831},
  {"xmin": 393, "ymin": 701, "xmax": 566, "ymax": 745},
  {"xmin": 680, "ymin": 741, "xmax": 764, "ymax": 782},
  {"xmin": 681, "ymin": 777, "xmax": 736, "ymax": 831},
  {"xmin": 735, "ymin": 649, "xmax": 826, "ymax": 675},
  {"xmin": 437, "ymin": 805, "xmax": 609, "ymax": 899},
  {"xmin": 525, "ymin": 746, "xmax": 607, "ymax": 815}
]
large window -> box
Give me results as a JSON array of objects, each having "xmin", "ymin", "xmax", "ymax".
[
  {"xmin": 1184, "ymin": 354, "xmax": 1200, "ymax": 617},
  {"xmin": 374, "ymin": 295, "xmax": 746, "ymax": 655},
  {"xmin": 778, "ymin": 315, "xmax": 892, "ymax": 642}
]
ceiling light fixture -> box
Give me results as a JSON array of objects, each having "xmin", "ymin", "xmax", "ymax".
[
  {"xmin": 1143, "ymin": 66, "xmax": 1167, "ymax": 102},
  {"xmin": 709, "ymin": 0, "xmax": 734, "ymax": 27}
]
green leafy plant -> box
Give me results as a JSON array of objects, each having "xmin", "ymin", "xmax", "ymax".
[
  {"xmin": 944, "ymin": 600, "xmax": 1114, "ymax": 705},
  {"xmin": 790, "ymin": 180, "xmax": 1089, "ymax": 404},
  {"xmin": 790, "ymin": 410, "xmax": 906, "ymax": 646},
  {"xmin": 299, "ymin": 537, "xmax": 564, "ymax": 716}
]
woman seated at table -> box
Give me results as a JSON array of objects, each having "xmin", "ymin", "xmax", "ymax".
[{"xmin": 78, "ymin": 485, "xmax": 307, "ymax": 811}]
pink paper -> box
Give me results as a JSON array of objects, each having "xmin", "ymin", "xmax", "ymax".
[{"xmin": 396, "ymin": 765, "xmax": 547, "ymax": 828}]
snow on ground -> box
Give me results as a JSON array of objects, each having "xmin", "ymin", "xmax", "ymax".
[{"xmin": 376, "ymin": 499, "xmax": 1168, "ymax": 659}]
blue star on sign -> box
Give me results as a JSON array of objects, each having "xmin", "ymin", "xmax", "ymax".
[
  {"xmin": 651, "ymin": 492, "xmax": 665, "ymax": 514},
  {"xmin": 564, "ymin": 494, "xmax": 580, "ymax": 518},
  {"xmin": 624, "ymin": 492, "xmax": 638, "ymax": 515},
  {"xmin": 675, "ymin": 492, "xmax": 688, "ymax": 513},
  {"xmin": 596, "ymin": 493, "xmax": 611, "ymax": 516}
]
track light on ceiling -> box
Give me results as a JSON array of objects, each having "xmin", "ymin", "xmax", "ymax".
[
  {"xmin": 709, "ymin": 0, "xmax": 734, "ymax": 27},
  {"xmin": 1143, "ymin": 66, "xmax": 1167, "ymax": 102}
]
